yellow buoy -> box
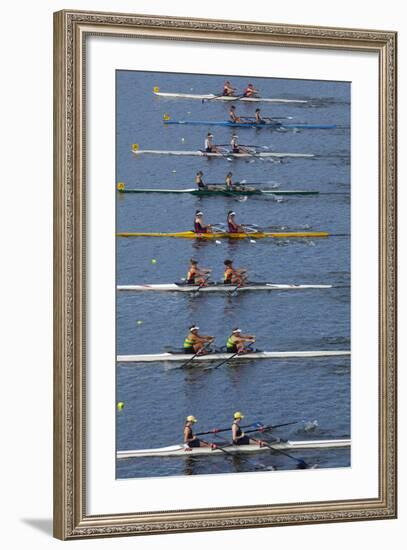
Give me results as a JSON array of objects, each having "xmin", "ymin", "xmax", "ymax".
[
  {"xmin": 153, "ymin": 86, "xmax": 160, "ymax": 93},
  {"xmin": 132, "ymin": 143, "xmax": 139, "ymax": 151},
  {"xmin": 117, "ymin": 402, "xmax": 124, "ymax": 411},
  {"xmin": 163, "ymin": 113, "xmax": 170, "ymax": 121},
  {"xmin": 117, "ymin": 182, "xmax": 125, "ymax": 191}
]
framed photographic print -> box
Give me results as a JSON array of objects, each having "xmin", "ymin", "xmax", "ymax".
[{"xmin": 53, "ymin": 9, "xmax": 397, "ymax": 540}]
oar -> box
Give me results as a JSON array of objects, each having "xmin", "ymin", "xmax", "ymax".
[
  {"xmin": 210, "ymin": 351, "xmax": 240, "ymax": 370},
  {"xmin": 193, "ymin": 275, "xmax": 212, "ymax": 294},
  {"xmin": 196, "ymin": 420, "xmax": 300, "ymax": 437},
  {"xmin": 179, "ymin": 341, "xmax": 214, "ymax": 369},
  {"xmin": 199, "ymin": 438, "xmax": 237, "ymax": 457},
  {"xmin": 249, "ymin": 435, "xmax": 308, "ymax": 469},
  {"xmin": 209, "ymin": 434, "xmax": 270, "ymax": 470}
]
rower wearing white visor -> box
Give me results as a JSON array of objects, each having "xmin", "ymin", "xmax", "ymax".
[
  {"xmin": 227, "ymin": 210, "xmax": 244, "ymax": 233},
  {"xmin": 194, "ymin": 210, "xmax": 212, "ymax": 233},
  {"xmin": 183, "ymin": 325, "xmax": 215, "ymax": 355},
  {"xmin": 184, "ymin": 416, "xmax": 211, "ymax": 449},
  {"xmin": 226, "ymin": 328, "xmax": 256, "ymax": 354},
  {"xmin": 204, "ymin": 132, "xmax": 219, "ymax": 153},
  {"xmin": 230, "ymin": 132, "xmax": 241, "ymax": 153}
]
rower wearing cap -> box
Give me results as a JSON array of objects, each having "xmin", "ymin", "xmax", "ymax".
[
  {"xmin": 229, "ymin": 105, "xmax": 241, "ymax": 123},
  {"xmin": 226, "ymin": 328, "xmax": 256, "ymax": 354},
  {"xmin": 186, "ymin": 258, "xmax": 211, "ymax": 286},
  {"xmin": 243, "ymin": 83, "xmax": 259, "ymax": 97},
  {"xmin": 183, "ymin": 325, "xmax": 215, "ymax": 355},
  {"xmin": 184, "ymin": 416, "xmax": 211, "ymax": 448},
  {"xmin": 195, "ymin": 171, "xmax": 206, "ymax": 190},
  {"xmin": 223, "ymin": 259, "xmax": 248, "ymax": 286},
  {"xmin": 222, "ymin": 81, "xmax": 236, "ymax": 96},
  {"xmin": 227, "ymin": 210, "xmax": 244, "ymax": 233},
  {"xmin": 232, "ymin": 412, "xmax": 252, "ymax": 445},
  {"xmin": 194, "ymin": 210, "xmax": 212, "ymax": 234}
]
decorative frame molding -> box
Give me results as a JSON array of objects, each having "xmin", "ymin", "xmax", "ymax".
[{"xmin": 53, "ymin": 9, "xmax": 397, "ymax": 540}]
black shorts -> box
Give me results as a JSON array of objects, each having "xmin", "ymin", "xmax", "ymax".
[
  {"xmin": 227, "ymin": 346, "xmax": 237, "ymax": 353},
  {"xmin": 186, "ymin": 279, "xmax": 196, "ymax": 285},
  {"xmin": 223, "ymin": 279, "xmax": 232, "ymax": 285},
  {"xmin": 233, "ymin": 436, "xmax": 250, "ymax": 446},
  {"xmin": 187, "ymin": 438, "xmax": 201, "ymax": 448},
  {"xmin": 183, "ymin": 347, "xmax": 195, "ymax": 354},
  {"xmin": 205, "ymin": 147, "xmax": 213, "ymax": 153}
]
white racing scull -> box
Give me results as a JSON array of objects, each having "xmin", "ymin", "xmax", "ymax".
[
  {"xmin": 117, "ymin": 439, "xmax": 351, "ymax": 459},
  {"xmin": 153, "ymin": 90, "xmax": 308, "ymax": 104},
  {"xmin": 116, "ymin": 283, "xmax": 332, "ymax": 292},
  {"xmin": 117, "ymin": 350, "xmax": 351, "ymax": 363}
]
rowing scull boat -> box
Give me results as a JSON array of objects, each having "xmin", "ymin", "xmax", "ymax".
[
  {"xmin": 117, "ymin": 350, "xmax": 350, "ymax": 363},
  {"xmin": 131, "ymin": 148, "xmax": 314, "ymax": 159},
  {"xmin": 117, "ymin": 438, "xmax": 351, "ymax": 459},
  {"xmin": 164, "ymin": 120, "xmax": 336, "ymax": 130},
  {"xmin": 117, "ymin": 231, "xmax": 329, "ymax": 239},
  {"xmin": 117, "ymin": 185, "xmax": 318, "ymax": 197},
  {"xmin": 153, "ymin": 90, "xmax": 308, "ymax": 104},
  {"xmin": 117, "ymin": 283, "xmax": 332, "ymax": 292}
]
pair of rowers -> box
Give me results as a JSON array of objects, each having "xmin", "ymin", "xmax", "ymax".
[
  {"xmin": 194, "ymin": 210, "xmax": 245, "ymax": 234},
  {"xmin": 222, "ymin": 81, "xmax": 260, "ymax": 97},
  {"xmin": 184, "ymin": 412, "xmax": 261, "ymax": 449},
  {"xmin": 183, "ymin": 325, "xmax": 256, "ymax": 356},
  {"xmin": 204, "ymin": 132, "xmax": 249, "ymax": 154},
  {"xmin": 186, "ymin": 258, "xmax": 247, "ymax": 286},
  {"xmin": 195, "ymin": 171, "xmax": 243, "ymax": 191},
  {"xmin": 229, "ymin": 106, "xmax": 268, "ymax": 125}
]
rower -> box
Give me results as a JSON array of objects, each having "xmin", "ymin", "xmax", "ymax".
[
  {"xmin": 194, "ymin": 210, "xmax": 212, "ymax": 233},
  {"xmin": 243, "ymin": 83, "xmax": 259, "ymax": 97},
  {"xmin": 231, "ymin": 412, "xmax": 253, "ymax": 445},
  {"xmin": 255, "ymin": 108, "xmax": 266, "ymax": 124},
  {"xmin": 229, "ymin": 105, "xmax": 240, "ymax": 123},
  {"xmin": 226, "ymin": 328, "xmax": 256, "ymax": 354},
  {"xmin": 222, "ymin": 80, "xmax": 236, "ymax": 96},
  {"xmin": 223, "ymin": 259, "xmax": 248, "ymax": 286},
  {"xmin": 186, "ymin": 258, "xmax": 211, "ymax": 286},
  {"xmin": 184, "ymin": 416, "xmax": 211, "ymax": 448},
  {"xmin": 204, "ymin": 132, "xmax": 218, "ymax": 153},
  {"xmin": 225, "ymin": 172, "xmax": 234, "ymax": 190},
  {"xmin": 230, "ymin": 132, "xmax": 241, "ymax": 153},
  {"xmin": 227, "ymin": 210, "xmax": 244, "ymax": 233},
  {"xmin": 183, "ymin": 325, "xmax": 215, "ymax": 355},
  {"xmin": 195, "ymin": 171, "xmax": 206, "ymax": 189}
]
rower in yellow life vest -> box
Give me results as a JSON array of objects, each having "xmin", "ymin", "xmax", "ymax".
[
  {"xmin": 186, "ymin": 258, "xmax": 211, "ymax": 286},
  {"xmin": 183, "ymin": 325, "xmax": 215, "ymax": 355},
  {"xmin": 184, "ymin": 416, "xmax": 211, "ymax": 449},
  {"xmin": 226, "ymin": 328, "xmax": 256, "ymax": 354},
  {"xmin": 223, "ymin": 259, "xmax": 248, "ymax": 286}
]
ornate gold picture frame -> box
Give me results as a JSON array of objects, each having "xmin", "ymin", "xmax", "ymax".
[{"xmin": 53, "ymin": 9, "xmax": 397, "ymax": 540}]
